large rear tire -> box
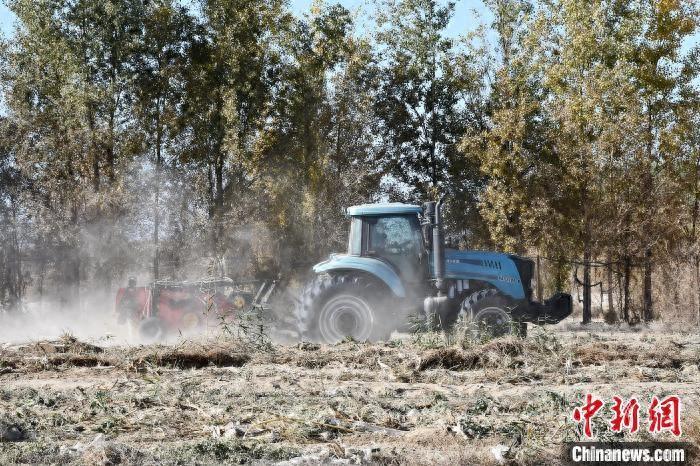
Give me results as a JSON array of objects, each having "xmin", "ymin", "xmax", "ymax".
[{"xmin": 299, "ymin": 274, "xmax": 391, "ymax": 343}]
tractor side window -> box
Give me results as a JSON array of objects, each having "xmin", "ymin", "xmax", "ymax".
[
  {"xmin": 348, "ymin": 217, "xmax": 362, "ymax": 255},
  {"xmin": 367, "ymin": 216, "xmax": 420, "ymax": 257}
]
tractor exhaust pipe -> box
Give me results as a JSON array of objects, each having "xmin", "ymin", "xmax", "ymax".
[
  {"xmin": 423, "ymin": 194, "xmax": 448, "ymax": 327},
  {"xmin": 433, "ymin": 194, "xmax": 446, "ymax": 294}
]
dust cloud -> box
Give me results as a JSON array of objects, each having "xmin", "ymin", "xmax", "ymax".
[{"xmin": 0, "ymin": 293, "xmax": 131, "ymax": 345}]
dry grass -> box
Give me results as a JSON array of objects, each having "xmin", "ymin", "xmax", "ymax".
[
  {"xmin": 132, "ymin": 349, "xmax": 250, "ymax": 370},
  {"xmin": 416, "ymin": 338, "xmax": 524, "ymax": 371},
  {"xmin": 1, "ymin": 341, "xmax": 252, "ymax": 373},
  {"xmin": 0, "ymin": 327, "xmax": 698, "ymax": 464},
  {"xmin": 44, "ymin": 354, "xmax": 112, "ymax": 368}
]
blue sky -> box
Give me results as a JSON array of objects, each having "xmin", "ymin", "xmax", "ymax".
[
  {"xmin": 0, "ymin": 2, "xmax": 12, "ymax": 37},
  {"xmin": 0, "ymin": 0, "xmax": 491, "ymax": 40}
]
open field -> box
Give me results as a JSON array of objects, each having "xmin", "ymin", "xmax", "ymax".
[{"xmin": 1, "ymin": 325, "xmax": 700, "ymax": 465}]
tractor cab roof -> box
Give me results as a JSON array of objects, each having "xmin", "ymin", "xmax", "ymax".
[{"xmin": 346, "ymin": 203, "xmax": 422, "ymax": 217}]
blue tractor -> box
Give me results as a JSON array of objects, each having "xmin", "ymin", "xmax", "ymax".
[{"xmin": 299, "ymin": 198, "xmax": 572, "ymax": 343}]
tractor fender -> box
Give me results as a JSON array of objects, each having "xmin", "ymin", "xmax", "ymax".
[{"xmin": 312, "ymin": 254, "xmax": 406, "ymax": 298}]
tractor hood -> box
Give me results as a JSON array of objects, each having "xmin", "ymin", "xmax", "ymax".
[{"xmin": 443, "ymin": 249, "xmax": 528, "ymax": 300}]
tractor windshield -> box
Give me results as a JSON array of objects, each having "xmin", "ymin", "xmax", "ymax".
[{"xmin": 366, "ymin": 215, "xmax": 422, "ymax": 259}]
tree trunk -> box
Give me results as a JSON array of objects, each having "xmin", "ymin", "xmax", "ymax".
[
  {"xmin": 4, "ymin": 195, "xmax": 23, "ymax": 312},
  {"xmin": 429, "ymin": 141, "xmax": 437, "ymax": 188},
  {"xmin": 207, "ymin": 162, "xmax": 215, "ymax": 219},
  {"xmin": 582, "ymin": 244, "xmax": 592, "ymax": 324},
  {"xmin": 691, "ymin": 155, "xmax": 700, "ymax": 325},
  {"xmin": 153, "ymin": 109, "xmax": 162, "ymax": 281},
  {"xmin": 89, "ymin": 106, "xmax": 100, "ymax": 193},
  {"xmin": 214, "ymin": 151, "xmax": 225, "ymax": 267},
  {"xmin": 616, "ymin": 261, "xmax": 623, "ymax": 320},
  {"xmin": 70, "ymin": 202, "xmax": 81, "ymax": 311},
  {"xmin": 643, "ymin": 248, "xmax": 653, "ymax": 322},
  {"xmin": 215, "ymin": 154, "xmax": 224, "ymax": 210},
  {"xmin": 108, "ymin": 41, "xmax": 118, "ymax": 185},
  {"xmin": 580, "ymin": 125, "xmax": 592, "ymax": 324},
  {"xmin": 108, "ymin": 107, "xmax": 116, "ymax": 184},
  {"xmin": 427, "ymin": 5, "xmax": 438, "ymax": 191},
  {"xmin": 642, "ymin": 101, "xmax": 654, "ymax": 323},
  {"xmin": 82, "ymin": 19, "xmax": 100, "ymax": 194},
  {"xmin": 696, "ymin": 256, "xmax": 700, "ymax": 326},
  {"xmin": 607, "ymin": 254, "xmax": 614, "ymax": 317},
  {"xmin": 623, "ymin": 256, "xmax": 631, "ymax": 323},
  {"xmin": 536, "ymin": 254, "xmax": 543, "ymax": 301}
]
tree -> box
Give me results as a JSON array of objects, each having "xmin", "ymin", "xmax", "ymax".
[
  {"xmin": 3, "ymin": 0, "xmax": 94, "ymax": 307},
  {"xmin": 132, "ymin": 1, "xmax": 194, "ymax": 280},
  {"xmin": 250, "ymin": 3, "xmax": 381, "ymax": 271},
  {"xmin": 462, "ymin": 0, "xmax": 554, "ymax": 255},
  {"xmin": 0, "ymin": 118, "xmax": 29, "ymax": 313},
  {"xmin": 181, "ymin": 0, "xmax": 286, "ymax": 273},
  {"xmin": 630, "ymin": 0, "xmax": 698, "ymax": 322},
  {"xmin": 62, "ymin": 0, "xmax": 145, "ymax": 192},
  {"xmin": 375, "ymin": 0, "xmax": 485, "ymax": 213}
]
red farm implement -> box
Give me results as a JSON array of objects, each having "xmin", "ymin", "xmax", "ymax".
[{"xmin": 115, "ymin": 277, "xmax": 278, "ymax": 340}]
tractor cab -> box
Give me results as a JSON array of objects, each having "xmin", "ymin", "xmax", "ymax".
[{"xmin": 346, "ymin": 203, "xmax": 427, "ymax": 285}]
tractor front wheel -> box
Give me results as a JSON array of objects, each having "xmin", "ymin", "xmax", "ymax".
[{"xmin": 463, "ymin": 293, "xmax": 527, "ymax": 339}]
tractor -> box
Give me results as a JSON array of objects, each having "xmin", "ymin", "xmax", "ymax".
[{"xmin": 299, "ymin": 198, "xmax": 572, "ymax": 343}]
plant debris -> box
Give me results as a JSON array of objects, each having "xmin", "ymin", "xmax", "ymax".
[{"xmin": 0, "ymin": 328, "xmax": 699, "ymax": 464}]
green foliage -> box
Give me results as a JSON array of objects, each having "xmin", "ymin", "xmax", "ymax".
[
  {"xmin": 463, "ymin": 0, "xmax": 700, "ymax": 322},
  {"xmin": 374, "ymin": 0, "xmax": 488, "ymax": 241}
]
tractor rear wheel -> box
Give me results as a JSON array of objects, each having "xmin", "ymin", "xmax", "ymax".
[
  {"xmin": 299, "ymin": 274, "xmax": 390, "ymax": 343},
  {"xmin": 462, "ymin": 292, "xmax": 526, "ymax": 339}
]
